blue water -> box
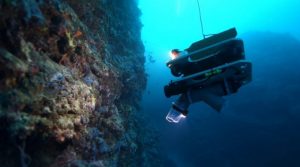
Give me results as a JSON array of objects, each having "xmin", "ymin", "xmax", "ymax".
[{"xmin": 139, "ymin": 0, "xmax": 300, "ymax": 166}]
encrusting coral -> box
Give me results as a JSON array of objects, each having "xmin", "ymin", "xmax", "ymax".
[{"xmin": 0, "ymin": 0, "xmax": 161, "ymax": 166}]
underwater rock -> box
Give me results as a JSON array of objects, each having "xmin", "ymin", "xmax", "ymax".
[
  {"xmin": 21, "ymin": 0, "xmax": 45, "ymax": 24},
  {"xmin": 70, "ymin": 160, "xmax": 105, "ymax": 167},
  {"xmin": 82, "ymin": 74, "xmax": 97, "ymax": 86},
  {"xmin": 50, "ymin": 72, "xmax": 65, "ymax": 82},
  {"xmin": 42, "ymin": 106, "xmax": 52, "ymax": 114},
  {"xmin": 0, "ymin": 0, "xmax": 162, "ymax": 166},
  {"xmin": 0, "ymin": 48, "xmax": 28, "ymax": 72},
  {"xmin": 96, "ymin": 106, "xmax": 109, "ymax": 113}
]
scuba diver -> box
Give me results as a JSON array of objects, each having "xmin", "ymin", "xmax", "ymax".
[{"xmin": 164, "ymin": 28, "xmax": 252, "ymax": 123}]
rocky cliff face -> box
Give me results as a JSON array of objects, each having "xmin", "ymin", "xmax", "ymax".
[{"xmin": 0, "ymin": 0, "xmax": 159, "ymax": 166}]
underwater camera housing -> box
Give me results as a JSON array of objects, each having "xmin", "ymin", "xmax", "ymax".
[{"xmin": 164, "ymin": 28, "xmax": 252, "ymax": 123}]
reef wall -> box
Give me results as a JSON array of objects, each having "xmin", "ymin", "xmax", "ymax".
[{"xmin": 0, "ymin": 0, "xmax": 159, "ymax": 166}]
